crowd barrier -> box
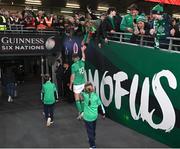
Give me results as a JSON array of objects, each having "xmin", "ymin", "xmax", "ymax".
[{"xmin": 107, "ymin": 32, "xmax": 180, "ymax": 51}]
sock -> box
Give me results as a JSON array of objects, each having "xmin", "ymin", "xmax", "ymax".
[
  {"xmin": 76, "ymin": 100, "xmax": 82, "ymax": 113},
  {"xmin": 81, "ymin": 100, "xmax": 84, "ymax": 112}
]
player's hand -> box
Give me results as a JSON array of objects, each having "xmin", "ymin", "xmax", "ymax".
[{"xmin": 81, "ymin": 44, "xmax": 87, "ymax": 51}]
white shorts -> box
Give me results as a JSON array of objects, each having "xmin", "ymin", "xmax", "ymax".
[{"xmin": 73, "ymin": 84, "xmax": 85, "ymax": 94}]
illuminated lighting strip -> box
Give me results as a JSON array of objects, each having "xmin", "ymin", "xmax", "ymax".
[
  {"xmin": 97, "ymin": 8, "xmax": 108, "ymax": 11},
  {"xmin": 25, "ymin": 3, "xmax": 42, "ymax": 5},
  {"xmin": 66, "ymin": 6, "xmax": 80, "ymax": 8},
  {"xmin": 25, "ymin": 0, "xmax": 42, "ymax": 5},
  {"xmin": 26, "ymin": 0, "xmax": 41, "ymax": 2},
  {"xmin": 60, "ymin": 10, "xmax": 73, "ymax": 14},
  {"xmin": 66, "ymin": 3, "xmax": 79, "ymax": 6},
  {"xmin": 97, "ymin": 6, "xmax": 108, "ymax": 11},
  {"xmin": 98, "ymin": 6, "xmax": 108, "ymax": 9},
  {"xmin": 66, "ymin": 3, "xmax": 80, "ymax": 8},
  {"xmin": 173, "ymin": 14, "xmax": 180, "ymax": 18}
]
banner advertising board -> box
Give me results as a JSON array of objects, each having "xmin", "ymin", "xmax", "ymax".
[{"xmin": 0, "ymin": 33, "xmax": 61, "ymax": 56}]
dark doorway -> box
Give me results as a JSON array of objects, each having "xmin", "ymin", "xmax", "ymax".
[{"xmin": 0, "ymin": 56, "xmax": 42, "ymax": 109}]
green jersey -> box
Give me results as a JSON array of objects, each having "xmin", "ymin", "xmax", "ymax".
[
  {"xmin": 42, "ymin": 81, "xmax": 57, "ymax": 104},
  {"xmin": 154, "ymin": 19, "xmax": 166, "ymax": 37},
  {"xmin": 81, "ymin": 92, "xmax": 102, "ymax": 122},
  {"xmin": 120, "ymin": 14, "xmax": 139, "ymax": 32},
  {"xmin": 71, "ymin": 59, "xmax": 85, "ymax": 85},
  {"xmin": 154, "ymin": 18, "xmax": 166, "ymax": 48},
  {"xmin": 120, "ymin": 14, "xmax": 139, "ymax": 39}
]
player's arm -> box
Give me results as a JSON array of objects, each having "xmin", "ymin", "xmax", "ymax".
[{"xmin": 81, "ymin": 45, "xmax": 86, "ymax": 61}]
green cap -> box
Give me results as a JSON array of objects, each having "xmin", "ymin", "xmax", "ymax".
[
  {"xmin": 137, "ymin": 14, "xmax": 146, "ymax": 23},
  {"xmin": 152, "ymin": 4, "xmax": 163, "ymax": 14}
]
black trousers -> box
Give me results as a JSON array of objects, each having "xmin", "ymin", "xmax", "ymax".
[
  {"xmin": 84, "ymin": 120, "xmax": 97, "ymax": 148},
  {"xmin": 44, "ymin": 104, "xmax": 54, "ymax": 121},
  {"xmin": 56, "ymin": 78, "xmax": 63, "ymax": 98}
]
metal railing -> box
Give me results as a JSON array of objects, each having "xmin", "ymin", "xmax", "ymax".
[
  {"xmin": 0, "ymin": 26, "xmax": 60, "ymax": 35},
  {"xmin": 107, "ymin": 32, "xmax": 180, "ymax": 51},
  {"xmin": 0, "ymin": 28, "xmax": 179, "ymax": 51}
]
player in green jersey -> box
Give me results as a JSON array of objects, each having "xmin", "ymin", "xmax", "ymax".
[{"xmin": 69, "ymin": 45, "xmax": 86, "ymax": 119}]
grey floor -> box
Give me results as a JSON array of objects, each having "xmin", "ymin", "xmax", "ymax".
[{"xmin": 0, "ymin": 82, "xmax": 168, "ymax": 148}]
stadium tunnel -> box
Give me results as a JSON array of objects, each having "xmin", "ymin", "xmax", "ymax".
[{"xmin": 0, "ymin": 31, "xmax": 62, "ymax": 99}]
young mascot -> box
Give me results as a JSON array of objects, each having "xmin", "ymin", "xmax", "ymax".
[
  {"xmin": 41, "ymin": 74, "xmax": 58, "ymax": 127},
  {"xmin": 81, "ymin": 82, "xmax": 105, "ymax": 148}
]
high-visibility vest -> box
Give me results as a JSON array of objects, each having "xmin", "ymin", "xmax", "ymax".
[
  {"xmin": 0, "ymin": 15, "xmax": 7, "ymax": 30},
  {"xmin": 36, "ymin": 16, "xmax": 47, "ymax": 30},
  {"xmin": 45, "ymin": 17, "xmax": 53, "ymax": 27}
]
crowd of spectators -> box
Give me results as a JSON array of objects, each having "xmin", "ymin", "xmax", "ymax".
[{"xmin": 0, "ymin": 3, "xmax": 179, "ymax": 49}]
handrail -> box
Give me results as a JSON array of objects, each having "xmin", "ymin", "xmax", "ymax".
[
  {"xmin": 107, "ymin": 32, "xmax": 180, "ymax": 51},
  {"xmin": 0, "ymin": 29, "xmax": 60, "ymax": 35}
]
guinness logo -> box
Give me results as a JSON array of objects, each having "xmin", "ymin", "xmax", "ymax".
[{"xmin": 45, "ymin": 36, "xmax": 55, "ymax": 50}]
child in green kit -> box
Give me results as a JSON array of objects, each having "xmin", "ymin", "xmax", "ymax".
[
  {"xmin": 81, "ymin": 82, "xmax": 105, "ymax": 148},
  {"xmin": 41, "ymin": 74, "xmax": 58, "ymax": 127}
]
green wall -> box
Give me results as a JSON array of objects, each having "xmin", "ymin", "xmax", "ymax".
[{"xmin": 86, "ymin": 41, "xmax": 180, "ymax": 147}]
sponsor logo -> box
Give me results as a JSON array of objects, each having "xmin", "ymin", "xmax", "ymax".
[{"xmin": 45, "ymin": 36, "xmax": 55, "ymax": 50}]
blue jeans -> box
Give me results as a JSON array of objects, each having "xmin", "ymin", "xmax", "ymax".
[
  {"xmin": 6, "ymin": 83, "xmax": 15, "ymax": 97},
  {"xmin": 84, "ymin": 120, "xmax": 97, "ymax": 148},
  {"xmin": 44, "ymin": 104, "xmax": 54, "ymax": 121}
]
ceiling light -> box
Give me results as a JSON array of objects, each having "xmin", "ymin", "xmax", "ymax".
[
  {"xmin": 66, "ymin": 2, "xmax": 80, "ymax": 9},
  {"xmin": 25, "ymin": 0, "xmax": 42, "ymax": 5},
  {"xmin": 173, "ymin": 14, "xmax": 180, "ymax": 18},
  {"xmin": 60, "ymin": 10, "xmax": 73, "ymax": 14},
  {"xmin": 97, "ymin": 6, "xmax": 108, "ymax": 11}
]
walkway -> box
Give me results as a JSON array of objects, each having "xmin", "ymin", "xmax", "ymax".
[{"xmin": 0, "ymin": 82, "xmax": 168, "ymax": 148}]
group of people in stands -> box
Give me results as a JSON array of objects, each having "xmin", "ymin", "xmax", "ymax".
[{"xmin": 0, "ymin": 3, "xmax": 179, "ymax": 47}]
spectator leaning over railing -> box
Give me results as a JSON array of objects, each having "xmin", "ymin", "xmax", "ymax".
[
  {"xmin": 35, "ymin": 11, "xmax": 47, "ymax": 30},
  {"xmin": 45, "ymin": 13, "xmax": 53, "ymax": 30},
  {"xmin": 149, "ymin": 4, "xmax": 172, "ymax": 49},
  {"xmin": 0, "ymin": 9, "xmax": 7, "ymax": 31},
  {"xmin": 120, "ymin": 4, "xmax": 139, "ymax": 40},
  {"xmin": 22, "ymin": 10, "xmax": 36, "ymax": 30},
  {"xmin": 9, "ymin": 11, "xmax": 24, "ymax": 30},
  {"xmin": 114, "ymin": 12, "xmax": 122, "ymax": 32},
  {"xmin": 74, "ymin": 12, "xmax": 85, "ymax": 36},
  {"xmin": 52, "ymin": 15, "xmax": 65, "ymax": 32},
  {"xmin": 64, "ymin": 16, "xmax": 77, "ymax": 37},
  {"xmin": 82, "ymin": 20, "xmax": 96, "ymax": 45},
  {"xmin": 96, "ymin": 13, "xmax": 107, "ymax": 48},
  {"xmin": 170, "ymin": 18, "xmax": 180, "ymax": 50},
  {"xmin": 102, "ymin": 7, "xmax": 117, "ymax": 43},
  {"xmin": 130, "ymin": 14, "xmax": 151, "ymax": 44}
]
